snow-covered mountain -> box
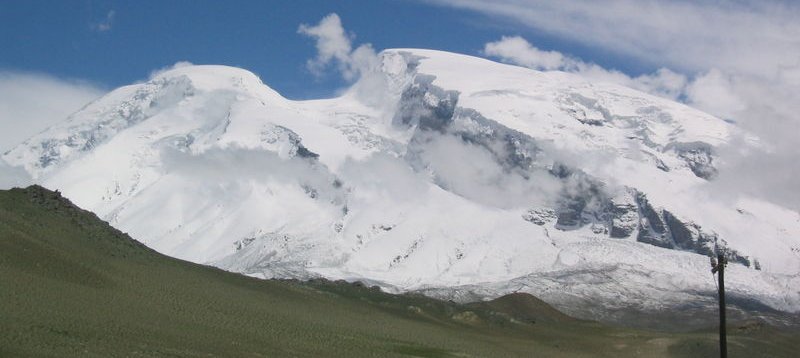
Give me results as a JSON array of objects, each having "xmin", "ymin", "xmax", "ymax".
[{"xmin": 4, "ymin": 49, "xmax": 799, "ymax": 322}]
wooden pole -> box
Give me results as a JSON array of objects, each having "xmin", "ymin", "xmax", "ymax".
[{"xmin": 712, "ymin": 253, "xmax": 727, "ymax": 358}]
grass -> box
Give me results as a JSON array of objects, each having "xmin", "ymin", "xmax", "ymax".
[{"xmin": 1, "ymin": 185, "xmax": 798, "ymax": 357}]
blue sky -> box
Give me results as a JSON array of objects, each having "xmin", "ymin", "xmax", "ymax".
[{"xmin": 1, "ymin": 0, "xmax": 644, "ymax": 99}]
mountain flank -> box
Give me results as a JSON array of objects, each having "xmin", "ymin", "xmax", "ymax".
[{"xmin": 4, "ymin": 52, "xmax": 799, "ymax": 319}]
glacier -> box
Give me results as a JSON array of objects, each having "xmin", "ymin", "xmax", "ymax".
[{"xmin": 3, "ymin": 49, "xmax": 799, "ymax": 326}]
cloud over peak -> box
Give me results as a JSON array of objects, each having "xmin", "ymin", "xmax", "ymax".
[
  {"xmin": 298, "ymin": 13, "xmax": 378, "ymax": 81},
  {"xmin": 483, "ymin": 36, "xmax": 688, "ymax": 101},
  {"xmin": 0, "ymin": 72, "xmax": 105, "ymax": 153},
  {"xmin": 484, "ymin": 36, "xmax": 572, "ymax": 71}
]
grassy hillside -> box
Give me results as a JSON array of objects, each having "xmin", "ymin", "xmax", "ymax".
[{"xmin": 1, "ymin": 185, "xmax": 797, "ymax": 357}]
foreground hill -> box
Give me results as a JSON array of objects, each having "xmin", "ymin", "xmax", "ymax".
[
  {"xmin": 0, "ymin": 186, "xmax": 800, "ymax": 357},
  {"xmin": 1, "ymin": 185, "xmax": 797, "ymax": 357}
]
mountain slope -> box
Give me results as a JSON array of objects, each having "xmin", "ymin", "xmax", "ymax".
[
  {"xmin": 9, "ymin": 185, "xmax": 800, "ymax": 357},
  {"xmin": 2, "ymin": 49, "xmax": 799, "ymax": 323}
]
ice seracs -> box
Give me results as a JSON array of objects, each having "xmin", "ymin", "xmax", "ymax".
[{"xmin": 3, "ymin": 49, "xmax": 799, "ymax": 324}]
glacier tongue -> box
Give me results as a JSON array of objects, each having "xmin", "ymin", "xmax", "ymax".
[{"xmin": 3, "ymin": 49, "xmax": 800, "ymax": 324}]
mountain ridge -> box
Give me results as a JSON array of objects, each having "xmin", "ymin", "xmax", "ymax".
[{"xmin": 2, "ymin": 48, "xmax": 799, "ymax": 323}]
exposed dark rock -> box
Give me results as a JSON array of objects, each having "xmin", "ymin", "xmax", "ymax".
[
  {"xmin": 549, "ymin": 162, "xmax": 573, "ymax": 179},
  {"xmin": 663, "ymin": 210, "xmax": 751, "ymax": 266},
  {"xmin": 301, "ymin": 184, "xmax": 318, "ymax": 199},
  {"xmin": 295, "ymin": 145, "xmax": 319, "ymax": 159},
  {"xmin": 554, "ymin": 173, "xmax": 607, "ymax": 230},
  {"xmin": 663, "ymin": 210, "xmax": 715, "ymax": 256},
  {"xmin": 558, "ymin": 93, "xmax": 612, "ymax": 126},
  {"xmin": 655, "ymin": 158, "xmax": 670, "ymax": 172},
  {"xmin": 634, "ymin": 193, "xmax": 674, "ymax": 248},
  {"xmin": 396, "ymin": 75, "xmax": 546, "ymax": 179},
  {"xmin": 556, "ymin": 197, "xmax": 586, "ymax": 228},
  {"xmin": 609, "ymin": 190, "xmax": 638, "ymax": 238},
  {"xmin": 636, "ymin": 228, "xmax": 673, "ymax": 248},
  {"xmin": 393, "ymin": 74, "xmax": 459, "ymax": 132},
  {"xmin": 636, "ymin": 194, "xmax": 666, "ymax": 234},
  {"xmin": 259, "ymin": 124, "xmax": 319, "ymax": 160},
  {"xmin": 450, "ymin": 108, "xmax": 541, "ymax": 172},
  {"xmin": 669, "ymin": 142, "xmax": 717, "ymax": 180},
  {"xmin": 523, "ymin": 208, "xmax": 557, "ymax": 226},
  {"xmin": 679, "ymin": 149, "xmax": 716, "ymax": 179}
]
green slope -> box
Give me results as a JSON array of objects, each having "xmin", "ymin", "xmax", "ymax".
[{"xmin": 1, "ymin": 185, "xmax": 797, "ymax": 357}]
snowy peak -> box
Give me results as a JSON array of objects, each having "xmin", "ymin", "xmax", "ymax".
[
  {"xmin": 3, "ymin": 65, "xmax": 287, "ymax": 177},
  {"xmin": 149, "ymin": 65, "xmax": 279, "ymax": 94}
]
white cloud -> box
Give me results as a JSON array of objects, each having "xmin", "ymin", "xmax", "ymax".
[
  {"xmin": 0, "ymin": 72, "xmax": 103, "ymax": 189},
  {"xmin": 429, "ymin": 0, "xmax": 800, "ymax": 78},
  {"xmin": 0, "ymin": 71, "xmax": 105, "ymax": 153},
  {"xmin": 414, "ymin": 133, "xmax": 561, "ymax": 209},
  {"xmin": 696, "ymin": 71, "xmax": 800, "ymax": 210},
  {"xmin": 298, "ymin": 13, "xmax": 378, "ymax": 81},
  {"xmin": 631, "ymin": 68, "xmax": 689, "ymax": 101},
  {"xmin": 298, "ymin": 14, "xmax": 351, "ymax": 71},
  {"xmin": 92, "ymin": 10, "xmax": 115, "ymax": 32},
  {"xmin": 484, "ymin": 36, "xmax": 572, "ymax": 71},
  {"xmin": 684, "ymin": 69, "xmax": 744, "ymax": 121},
  {"xmin": 437, "ymin": 1, "xmax": 800, "ymax": 209},
  {"xmin": 0, "ymin": 159, "xmax": 31, "ymax": 189},
  {"xmin": 483, "ymin": 36, "xmax": 687, "ymax": 100}
]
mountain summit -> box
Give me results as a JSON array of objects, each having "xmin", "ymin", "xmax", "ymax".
[{"xmin": 4, "ymin": 49, "xmax": 799, "ymax": 323}]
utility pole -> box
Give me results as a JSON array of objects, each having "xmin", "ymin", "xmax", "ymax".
[{"xmin": 711, "ymin": 253, "xmax": 727, "ymax": 358}]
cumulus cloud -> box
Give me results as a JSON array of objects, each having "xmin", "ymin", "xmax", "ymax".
[
  {"xmin": 338, "ymin": 153, "xmax": 429, "ymax": 204},
  {"xmin": 0, "ymin": 72, "xmax": 101, "ymax": 189},
  {"xmin": 699, "ymin": 72, "xmax": 800, "ymax": 210},
  {"xmin": 0, "ymin": 71, "xmax": 105, "ymax": 153},
  {"xmin": 0, "ymin": 159, "xmax": 32, "ymax": 189},
  {"xmin": 484, "ymin": 36, "xmax": 572, "ymax": 71},
  {"xmin": 437, "ymin": 0, "xmax": 800, "ymax": 210},
  {"xmin": 423, "ymin": 135, "xmax": 562, "ymax": 209},
  {"xmin": 684, "ymin": 69, "xmax": 744, "ymax": 121},
  {"xmin": 298, "ymin": 13, "xmax": 378, "ymax": 81},
  {"xmin": 483, "ymin": 36, "xmax": 688, "ymax": 100}
]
